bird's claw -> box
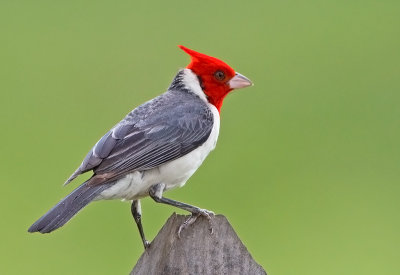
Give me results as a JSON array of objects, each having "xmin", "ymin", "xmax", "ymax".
[
  {"xmin": 200, "ymin": 209, "xmax": 214, "ymax": 234},
  {"xmin": 177, "ymin": 209, "xmax": 215, "ymax": 238},
  {"xmin": 199, "ymin": 208, "xmax": 215, "ymax": 218},
  {"xmin": 140, "ymin": 239, "xmax": 151, "ymax": 249}
]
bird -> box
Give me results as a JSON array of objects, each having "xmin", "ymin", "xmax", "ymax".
[{"xmin": 28, "ymin": 45, "xmax": 253, "ymax": 248}]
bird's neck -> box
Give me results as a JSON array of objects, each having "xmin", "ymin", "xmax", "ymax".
[
  {"xmin": 169, "ymin": 69, "xmax": 225, "ymax": 113},
  {"xmin": 201, "ymin": 86, "xmax": 228, "ymax": 112}
]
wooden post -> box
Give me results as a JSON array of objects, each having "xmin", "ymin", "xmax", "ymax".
[{"xmin": 131, "ymin": 213, "xmax": 267, "ymax": 275}]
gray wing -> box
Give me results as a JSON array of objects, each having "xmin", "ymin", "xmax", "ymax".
[{"xmin": 65, "ymin": 91, "xmax": 214, "ymax": 186}]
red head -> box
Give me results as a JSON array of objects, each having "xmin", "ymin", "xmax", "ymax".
[{"xmin": 179, "ymin": 45, "xmax": 252, "ymax": 112}]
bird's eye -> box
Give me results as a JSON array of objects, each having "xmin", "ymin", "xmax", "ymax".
[{"xmin": 214, "ymin": 70, "xmax": 226, "ymax": 81}]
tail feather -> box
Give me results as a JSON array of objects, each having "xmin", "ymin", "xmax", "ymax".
[{"xmin": 28, "ymin": 181, "xmax": 112, "ymax": 233}]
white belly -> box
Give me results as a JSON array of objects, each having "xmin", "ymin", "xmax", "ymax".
[{"xmin": 96, "ymin": 104, "xmax": 220, "ymax": 201}]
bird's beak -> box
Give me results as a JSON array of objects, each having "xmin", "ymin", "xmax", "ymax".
[{"xmin": 228, "ymin": 72, "xmax": 253, "ymax": 89}]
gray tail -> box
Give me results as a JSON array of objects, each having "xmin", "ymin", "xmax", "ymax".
[{"xmin": 28, "ymin": 181, "xmax": 111, "ymax": 234}]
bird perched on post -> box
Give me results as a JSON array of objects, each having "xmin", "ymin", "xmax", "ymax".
[{"xmin": 28, "ymin": 45, "xmax": 253, "ymax": 248}]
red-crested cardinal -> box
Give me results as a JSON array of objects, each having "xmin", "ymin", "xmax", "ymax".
[{"xmin": 28, "ymin": 46, "xmax": 253, "ymax": 248}]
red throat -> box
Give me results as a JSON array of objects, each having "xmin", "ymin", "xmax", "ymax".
[{"xmin": 178, "ymin": 45, "xmax": 236, "ymax": 112}]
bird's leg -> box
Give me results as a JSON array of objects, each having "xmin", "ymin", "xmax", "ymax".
[
  {"xmin": 149, "ymin": 183, "xmax": 214, "ymax": 238},
  {"xmin": 131, "ymin": 200, "xmax": 150, "ymax": 249}
]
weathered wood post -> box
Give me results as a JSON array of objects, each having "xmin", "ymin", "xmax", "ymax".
[{"xmin": 131, "ymin": 213, "xmax": 267, "ymax": 275}]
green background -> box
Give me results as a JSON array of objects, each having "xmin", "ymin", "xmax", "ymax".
[{"xmin": 1, "ymin": 0, "xmax": 399, "ymax": 274}]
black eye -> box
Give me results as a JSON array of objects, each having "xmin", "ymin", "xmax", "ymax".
[{"xmin": 214, "ymin": 70, "xmax": 226, "ymax": 81}]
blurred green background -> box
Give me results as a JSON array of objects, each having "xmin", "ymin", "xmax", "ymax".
[{"xmin": 1, "ymin": 0, "xmax": 400, "ymax": 274}]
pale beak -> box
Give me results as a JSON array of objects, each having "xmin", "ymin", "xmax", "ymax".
[{"xmin": 228, "ymin": 72, "xmax": 253, "ymax": 89}]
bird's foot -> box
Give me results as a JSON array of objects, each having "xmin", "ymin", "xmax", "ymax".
[
  {"xmin": 143, "ymin": 240, "xmax": 150, "ymax": 249},
  {"xmin": 177, "ymin": 209, "xmax": 214, "ymax": 238}
]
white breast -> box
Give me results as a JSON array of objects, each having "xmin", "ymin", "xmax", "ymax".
[{"xmin": 96, "ymin": 104, "xmax": 220, "ymax": 201}]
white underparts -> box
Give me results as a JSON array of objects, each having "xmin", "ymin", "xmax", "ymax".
[{"xmin": 96, "ymin": 74, "xmax": 220, "ymax": 201}]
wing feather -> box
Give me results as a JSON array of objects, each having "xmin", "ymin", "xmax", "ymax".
[{"xmin": 65, "ymin": 91, "xmax": 214, "ymax": 186}]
